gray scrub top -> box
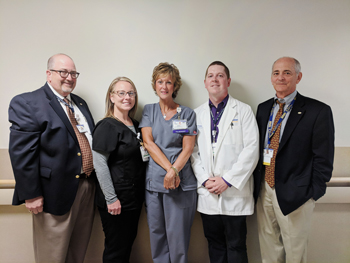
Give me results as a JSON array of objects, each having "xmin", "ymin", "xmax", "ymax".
[{"xmin": 139, "ymin": 103, "xmax": 197, "ymax": 193}]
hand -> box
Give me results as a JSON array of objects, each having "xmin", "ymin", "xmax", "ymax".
[
  {"xmin": 25, "ymin": 196, "xmax": 44, "ymax": 214},
  {"xmin": 163, "ymin": 168, "xmax": 181, "ymax": 190},
  {"xmin": 107, "ymin": 199, "xmax": 121, "ymax": 215},
  {"xmin": 205, "ymin": 177, "xmax": 228, "ymax": 195}
]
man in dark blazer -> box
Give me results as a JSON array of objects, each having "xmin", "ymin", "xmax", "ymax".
[
  {"xmin": 254, "ymin": 57, "xmax": 334, "ymax": 263},
  {"xmin": 9, "ymin": 54, "xmax": 95, "ymax": 263}
]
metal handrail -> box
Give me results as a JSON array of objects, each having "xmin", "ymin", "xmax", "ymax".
[
  {"xmin": 1, "ymin": 177, "xmax": 350, "ymax": 189},
  {"xmin": 327, "ymin": 177, "xmax": 350, "ymax": 187},
  {"xmin": 0, "ymin": 180, "xmax": 15, "ymax": 189}
]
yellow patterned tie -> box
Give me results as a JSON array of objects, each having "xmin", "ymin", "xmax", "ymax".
[
  {"xmin": 265, "ymin": 101, "xmax": 285, "ymax": 188},
  {"xmin": 64, "ymin": 98, "xmax": 94, "ymax": 176}
]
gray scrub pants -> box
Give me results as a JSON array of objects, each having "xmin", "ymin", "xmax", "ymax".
[{"xmin": 145, "ymin": 188, "xmax": 197, "ymax": 263}]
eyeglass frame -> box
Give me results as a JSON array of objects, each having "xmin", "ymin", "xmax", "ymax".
[
  {"xmin": 112, "ymin": 90, "xmax": 137, "ymax": 98},
  {"xmin": 50, "ymin": 69, "xmax": 80, "ymax": 79}
]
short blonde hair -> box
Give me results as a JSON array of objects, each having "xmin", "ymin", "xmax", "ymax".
[
  {"xmin": 151, "ymin": 62, "xmax": 182, "ymax": 99},
  {"xmin": 104, "ymin": 77, "xmax": 138, "ymax": 119}
]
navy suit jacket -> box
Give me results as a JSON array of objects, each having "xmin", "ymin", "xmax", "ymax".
[
  {"xmin": 9, "ymin": 83, "xmax": 95, "ymax": 215},
  {"xmin": 253, "ymin": 92, "xmax": 334, "ymax": 215}
]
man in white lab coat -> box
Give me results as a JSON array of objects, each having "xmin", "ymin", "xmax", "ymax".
[{"xmin": 191, "ymin": 61, "xmax": 259, "ymax": 263}]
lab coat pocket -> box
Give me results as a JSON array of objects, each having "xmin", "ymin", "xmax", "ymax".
[
  {"xmin": 197, "ymin": 186, "xmax": 210, "ymax": 196},
  {"xmin": 221, "ymin": 126, "xmax": 244, "ymax": 160},
  {"xmin": 222, "ymin": 179, "xmax": 252, "ymax": 197},
  {"xmin": 223, "ymin": 125, "xmax": 243, "ymax": 146}
]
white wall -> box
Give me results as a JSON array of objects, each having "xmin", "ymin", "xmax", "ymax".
[{"xmin": 0, "ymin": 0, "xmax": 349, "ymax": 148}]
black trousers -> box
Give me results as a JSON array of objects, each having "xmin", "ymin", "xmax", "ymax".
[
  {"xmin": 200, "ymin": 213, "xmax": 248, "ymax": 263},
  {"xmin": 98, "ymin": 207, "xmax": 142, "ymax": 263}
]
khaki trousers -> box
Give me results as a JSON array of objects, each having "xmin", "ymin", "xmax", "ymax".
[
  {"xmin": 33, "ymin": 178, "xmax": 95, "ymax": 263},
  {"xmin": 257, "ymin": 181, "xmax": 315, "ymax": 263}
]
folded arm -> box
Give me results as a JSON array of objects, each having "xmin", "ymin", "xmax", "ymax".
[{"xmin": 142, "ymin": 127, "xmax": 196, "ymax": 190}]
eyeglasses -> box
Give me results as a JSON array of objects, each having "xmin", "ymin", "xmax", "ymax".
[
  {"xmin": 50, "ymin": 70, "xmax": 80, "ymax": 79},
  {"xmin": 112, "ymin": 90, "xmax": 137, "ymax": 98}
]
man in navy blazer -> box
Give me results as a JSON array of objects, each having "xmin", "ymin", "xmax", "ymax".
[
  {"xmin": 9, "ymin": 54, "xmax": 95, "ymax": 263},
  {"xmin": 254, "ymin": 57, "xmax": 334, "ymax": 263}
]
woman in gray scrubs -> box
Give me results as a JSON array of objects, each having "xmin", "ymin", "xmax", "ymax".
[{"xmin": 139, "ymin": 63, "xmax": 197, "ymax": 263}]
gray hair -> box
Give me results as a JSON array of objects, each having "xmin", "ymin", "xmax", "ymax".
[{"xmin": 272, "ymin": 57, "xmax": 301, "ymax": 75}]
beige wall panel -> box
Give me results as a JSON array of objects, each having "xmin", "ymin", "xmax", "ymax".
[{"xmin": 1, "ymin": 204, "xmax": 349, "ymax": 263}]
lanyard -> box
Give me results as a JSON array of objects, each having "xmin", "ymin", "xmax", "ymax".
[
  {"xmin": 267, "ymin": 96, "xmax": 296, "ymax": 147},
  {"xmin": 137, "ymin": 132, "xmax": 144, "ymax": 147},
  {"xmin": 56, "ymin": 96, "xmax": 74, "ymax": 113},
  {"xmin": 177, "ymin": 107, "xmax": 182, "ymax": 120},
  {"xmin": 210, "ymin": 107, "xmax": 225, "ymax": 142}
]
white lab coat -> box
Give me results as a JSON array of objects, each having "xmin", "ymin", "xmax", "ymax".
[{"xmin": 191, "ymin": 95, "xmax": 259, "ymax": 215}]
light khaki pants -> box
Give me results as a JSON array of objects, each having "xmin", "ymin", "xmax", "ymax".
[
  {"xmin": 257, "ymin": 181, "xmax": 315, "ymax": 263},
  {"xmin": 32, "ymin": 178, "xmax": 95, "ymax": 263}
]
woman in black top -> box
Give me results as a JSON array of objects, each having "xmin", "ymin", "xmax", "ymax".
[{"xmin": 92, "ymin": 77, "xmax": 146, "ymax": 263}]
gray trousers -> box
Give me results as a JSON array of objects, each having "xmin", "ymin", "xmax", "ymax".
[{"xmin": 145, "ymin": 188, "xmax": 197, "ymax": 263}]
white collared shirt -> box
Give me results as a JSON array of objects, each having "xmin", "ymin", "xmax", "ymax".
[
  {"xmin": 47, "ymin": 82, "xmax": 93, "ymax": 151},
  {"xmin": 263, "ymin": 90, "xmax": 297, "ymax": 148}
]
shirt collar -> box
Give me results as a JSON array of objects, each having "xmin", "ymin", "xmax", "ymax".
[
  {"xmin": 47, "ymin": 82, "xmax": 72, "ymax": 101},
  {"xmin": 274, "ymin": 90, "xmax": 297, "ymax": 105},
  {"xmin": 209, "ymin": 94, "xmax": 229, "ymax": 109}
]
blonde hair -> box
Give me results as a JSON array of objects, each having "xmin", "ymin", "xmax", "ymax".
[
  {"xmin": 151, "ymin": 62, "xmax": 182, "ymax": 99},
  {"xmin": 104, "ymin": 77, "xmax": 138, "ymax": 119}
]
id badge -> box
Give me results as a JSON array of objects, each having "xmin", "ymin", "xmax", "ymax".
[
  {"xmin": 263, "ymin": 148, "xmax": 273, "ymax": 166},
  {"xmin": 74, "ymin": 112, "xmax": 81, "ymax": 122},
  {"xmin": 76, "ymin": 124, "xmax": 88, "ymax": 133},
  {"xmin": 140, "ymin": 146, "xmax": 150, "ymax": 162},
  {"xmin": 172, "ymin": 119, "xmax": 189, "ymax": 133}
]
